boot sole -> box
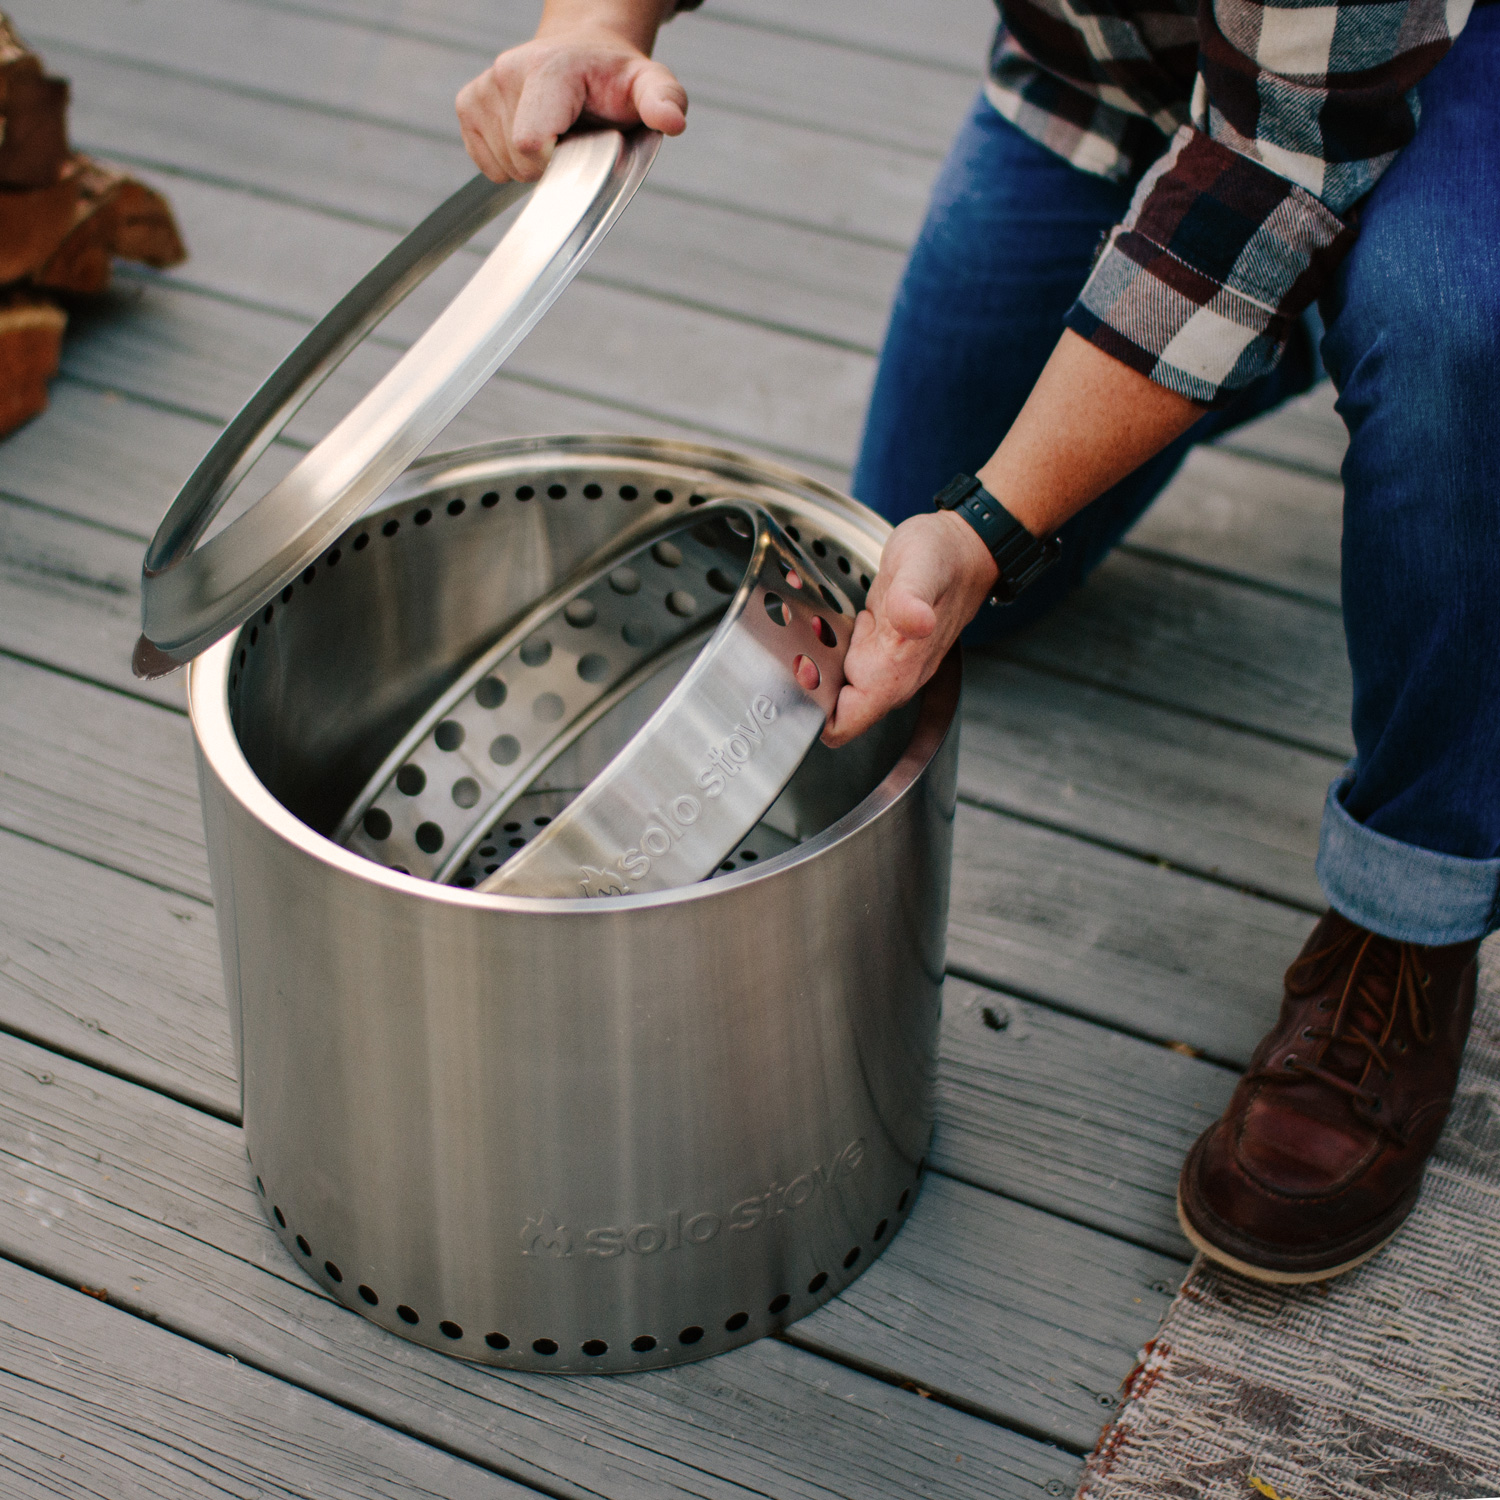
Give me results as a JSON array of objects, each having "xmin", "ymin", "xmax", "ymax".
[{"xmin": 1175, "ymin": 1186, "xmax": 1396, "ymax": 1285}]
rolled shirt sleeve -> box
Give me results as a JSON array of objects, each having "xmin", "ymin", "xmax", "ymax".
[{"xmin": 1066, "ymin": 0, "xmax": 1476, "ymax": 406}]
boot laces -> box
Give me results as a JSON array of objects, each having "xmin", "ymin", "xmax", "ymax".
[{"xmin": 1274, "ymin": 925, "xmax": 1434, "ymax": 1141}]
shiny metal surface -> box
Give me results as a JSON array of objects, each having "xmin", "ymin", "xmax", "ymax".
[
  {"xmin": 336, "ymin": 497, "xmax": 853, "ymax": 897},
  {"xmin": 136, "ymin": 127, "xmax": 659, "ymax": 670},
  {"xmin": 485, "ymin": 504, "xmax": 852, "ymax": 897},
  {"xmin": 194, "ymin": 438, "xmax": 959, "ymax": 1373}
]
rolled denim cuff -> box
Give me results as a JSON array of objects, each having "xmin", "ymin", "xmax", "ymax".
[{"xmin": 1317, "ymin": 766, "xmax": 1500, "ymax": 945}]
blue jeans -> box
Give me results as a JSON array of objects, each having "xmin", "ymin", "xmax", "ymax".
[{"xmin": 853, "ymin": 9, "xmax": 1500, "ymax": 945}]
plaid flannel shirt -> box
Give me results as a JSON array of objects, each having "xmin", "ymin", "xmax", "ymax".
[{"xmin": 986, "ymin": 0, "xmax": 1480, "ymax": 405}]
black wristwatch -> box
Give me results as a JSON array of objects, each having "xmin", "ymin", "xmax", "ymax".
[{"xmin": 934, "ymin": 474, "xmax": 1062, "ymax": 605}]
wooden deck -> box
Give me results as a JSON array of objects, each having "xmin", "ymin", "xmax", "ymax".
[{"xmin": 0, "ymin": 1, "xmax": 1353, "ymax": 1494}]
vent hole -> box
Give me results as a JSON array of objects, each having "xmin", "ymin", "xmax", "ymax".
[
  {"xmin": 516, "ymin": 486, "xmax": 534, "ymax": 501},
  {"xmin": 358, "ymin": 1285, "xmax": 378, "ymax": 1305},
  {"xmin": 578, "ymin": 654, "xmax": 610, "ymax": 683},
  {"xmin": 447, "ymin": 498, "xmax": 465, "ymax": 516},
  {"xmin": 582, "ymin": 1339, "xmax": 608, "ymax": 1356},
  {"xmin": 434, "ymin": 721, "xmax": 465, "ymax": 752},
  {"xmin": 452, "ymin": 778, "xmax": 480, "ymax": 809},
  {"xmin": 609, "ymin": 567, "xmax": 640, "ymax": 595},
  {"xmin": 666, "ymin": 590, "xmax": 697, "ymax": 617},
  {"xmin": 324, "ymin": 1261, "xmax": 343, "ymax": 1282},
  {"xmin": 622, "ymin": 621, "xmax": 655, "ymax": 648},
  {"xmin": 873, "ymin": 1219, "xmax": 888, "ymax": 1241},
  {"xmin": 440, "ymin": 1320, "xmax": 463, "ymax": 1340},
  {"xmin": 768, "ymin": 1294, "xmax": 790, "ymax": 1314},
  {"xmin": 382, "ymin": 520, "xmax": 400, "ymax": 537},
  {"xmin": 520, "ymin": 637, "xmax": 552, "ymax": 667},
  {"xmin": 764, "ymin": 593, "xmax": 788, "ymax": 627},
  {"xmin": 812, "ymin": 616, "xmax": 837, "ymax": 647},
  {"xmin": 564, "ymin": 598, "xmax": 597, "ymax": 628},
  {"xmin": 481, "ymin": 491, "xmax": 500, "ymax": 508},
  {"xmin": 706, "ymin": 567, "xmax": 737, "ymax": 595},
  {"xmin": 415, "ymin": 822, "xmax": 444, "ymax": 855},
  {"xmin": 353, "ymin": 532, "xmax": 370, "ymax": 550},
  {"xmin": 533, "ymin": 1338, "xmax": 558, "ymax": 1356},
  {"xmin": 812, "ymin": 539, "xmax": 827, "ymax": 557},
  {"xmin": 583, "ymin": 483, "xmax": 603, "ymax": 499},
  {"xmin": 396, "ymin": 765, "xmax": 426, "ymax": 796},
  {"xmin": 837, "ymin": 556, "xmax": 851, "ymax": 574},
  {"xmin": 397, "ymin": 1305, "xmax": 419, "ymax": 1324},
  {"xmin": 679, "ymin": 1326, "xmax": 704, "ymax": 1345},
  {"xmin": 654, "ymin": 488, "xmax": 673, "ymax": 504},
  {"xmin": 630, "ymin": 1335, "xmax": 656, "ymax": 1353},
  {"xmin": 273, "ymin": 1206, "xmax": 286, "ymax": 1227},
  {"xmin": 282, "ymin": 586, "xmax": 293, "ymax": 604},
  {"xmin": 898, "ymin": 1189, "xmax": 910, "ymax": 1212},
  {"xmin": 843, "ymin": 1247, "xmax": 861, "ymax": 1269},
  {"xmin": 819, "ymin": 584, "xmax": 844, "ymax": 615},
  {"xmin": 363, "ymin": 809, "xmax": 392, "ymax": 841},
  {"xmin": 476, "ymin": 676, "xmax": 507, "ymax": 709},
  {"xmin": 414, "ymin": 508, "xmax": 432, "ymax": 526},
  {"xmin": 489, "ymin": 735, "xmax": 521, "ymax": 766},
  {"xmin": 327, "ymin": 548, "xmax": 341, "ymax": 566},
  {"xmin": 688, "ymin": 493, "xmax": 708, "ymax": 506},
  {"xmin": 296, "ymin": 1235, "xmax": 311, "ymax": 1256},
  {"xmin": 785, "ymin": 525, "xmax": 801, "ymax": 542},
  {"xmin": 619, "ymin": 484, "xmax": 638, "ymax": 500},
  {"xmin": 485, "ymin": 1332, "xmax": 509, "ymax": 1350},
  {"xmin": 807, "ymin": 1272, "xmax": 827, "ymax": 1293},
  {"xmin": 534, "ymin": 692, "xmax": 565, "ymax": 722},
  {"xmin": 652, "ymin": 540, "xmax": 683, "ymax": 568},
  {"xmin": 794, "ymin": 654, "xmax": 821, "ymax": 691},
  {"xmin": 255, "ymin": 1176, "xmax": 264, "ymax": 1195},
  {"xmin": 547, "ymin": 484, "xmax": 566, "ymax": 500},
  {"xmin": 725, "ymin": 1312, "xmax": 749, "ymax": 1332},
  {"xmin": 860, "ymin": 574, "xmax": 871, "ymax": 591}
]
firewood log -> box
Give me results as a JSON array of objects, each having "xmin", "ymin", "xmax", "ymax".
[
  {"xmin": 0, "ymin": 289, "xmax": 65, "ymax": 436},
  {"xmin": 0, "ymin": 168, "xmax": 78, "ymax": 281},
  {"xmin": 32, "ymin": 155, "xmax": 188, "ymax": 294},
  {"xmin": 0, "ymin": 15, "xmax": 69, "ymax": 189}
]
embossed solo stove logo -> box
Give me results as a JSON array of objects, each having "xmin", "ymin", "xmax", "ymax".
[
  {"xmin": 576, "ymin": 693, "xmax": 779, "ymax": 897},
  {"xmin": 520, "ymin": 1138, "xmax": 866, "ymax": 1258}
]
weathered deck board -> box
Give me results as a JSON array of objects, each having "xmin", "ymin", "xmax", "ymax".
[
  {"xmin": 0, "ymin": 1258, "xmax": 532, "ymax": 1500},
  {"xmin": 0, "ymin": 826, "xmax": 233, "ymax": 1115},
  {"xmin": 0, "ymin": 657, "xmax": 204, "ymax": 901},
  {"xmin": 959, "ymin": 657, "xmax": 1331, "ymax": 909},
  {"xmin": 997, "ymin": 553, "xmax": 1352, "ymax": 758},
  {"xmin": 0, "ymin": 1030, "xmax": 1106, "ymax": 1483},
  {"xmin": 934, "ymin": 979, "xmax": 1235, "ymax": 1255}
]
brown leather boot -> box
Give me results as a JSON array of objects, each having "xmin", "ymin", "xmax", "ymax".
[{"xmin": 1177, "ymin": 910, "xmax": 1480, "ymax": 1283}]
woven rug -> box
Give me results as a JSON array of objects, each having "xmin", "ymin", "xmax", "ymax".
[{"xmin": 1078, "ymin": 943, "xmax": 1500, "ymax": 1500}]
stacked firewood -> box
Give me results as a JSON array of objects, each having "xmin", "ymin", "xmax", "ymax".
[{"xmin": 0, "ymin": 14, "xmax": 186, "ymax": 436}]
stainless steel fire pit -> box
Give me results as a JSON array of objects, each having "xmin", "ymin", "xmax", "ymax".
[{"xmin": 144, "ymin": 127, "xmax": 960, "ymax": 1373}]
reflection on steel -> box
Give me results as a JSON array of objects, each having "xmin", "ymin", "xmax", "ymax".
[{"xmin": 136, "ymin": 128, "xmax": 659, "ymax": 671}]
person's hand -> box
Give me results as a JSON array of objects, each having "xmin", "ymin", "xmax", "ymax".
[
  {"xmin": 819, "ymin": 510, "xmax": 998, "ymax": 748},
  {"xmin": 457, "ymin": 18, "xmax": 687, "ymax": 183}
]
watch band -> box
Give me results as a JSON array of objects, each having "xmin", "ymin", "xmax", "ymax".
[{"xmin": 934, "ymin": 473, "xmax": 1062, "ymax": 605}]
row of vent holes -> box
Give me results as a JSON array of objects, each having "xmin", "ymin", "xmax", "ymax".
[
  {"xmin": 229, "ymin": 496, "xmax": 867, "ymax": 698},
  {"xmin": 783, "ymin": 524, "xmax": 873, "ymax": 595},
  {"xmin": 260, "ymin": 1175, "xmax": 915, "ymax": 1357}
]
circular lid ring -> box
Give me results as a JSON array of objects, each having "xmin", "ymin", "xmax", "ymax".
[{"xmin": 135, "ymin": 126, "xmax": 661, "ymax": 676}]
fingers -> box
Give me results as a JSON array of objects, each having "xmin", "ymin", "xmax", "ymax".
[
  {"xmin": 457, "ymin": 41, "xmax": 689, "ymax": 184},
  {"xmin": 631, "ymin": 59, "xmax": 688, "ymax": 134},
  {"xmin": 510, "ymin": 57, "xmax": 588, "ymax": 178}
]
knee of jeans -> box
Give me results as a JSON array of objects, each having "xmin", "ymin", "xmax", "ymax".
[{"xmin": 1327, "ymin": 240, "xmax": 1500, "ymax": 410}]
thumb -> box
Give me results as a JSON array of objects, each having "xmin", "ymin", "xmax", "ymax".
[{"xmin": 630, "ymin": 59, "xmax": 688, "ymax": 134}]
